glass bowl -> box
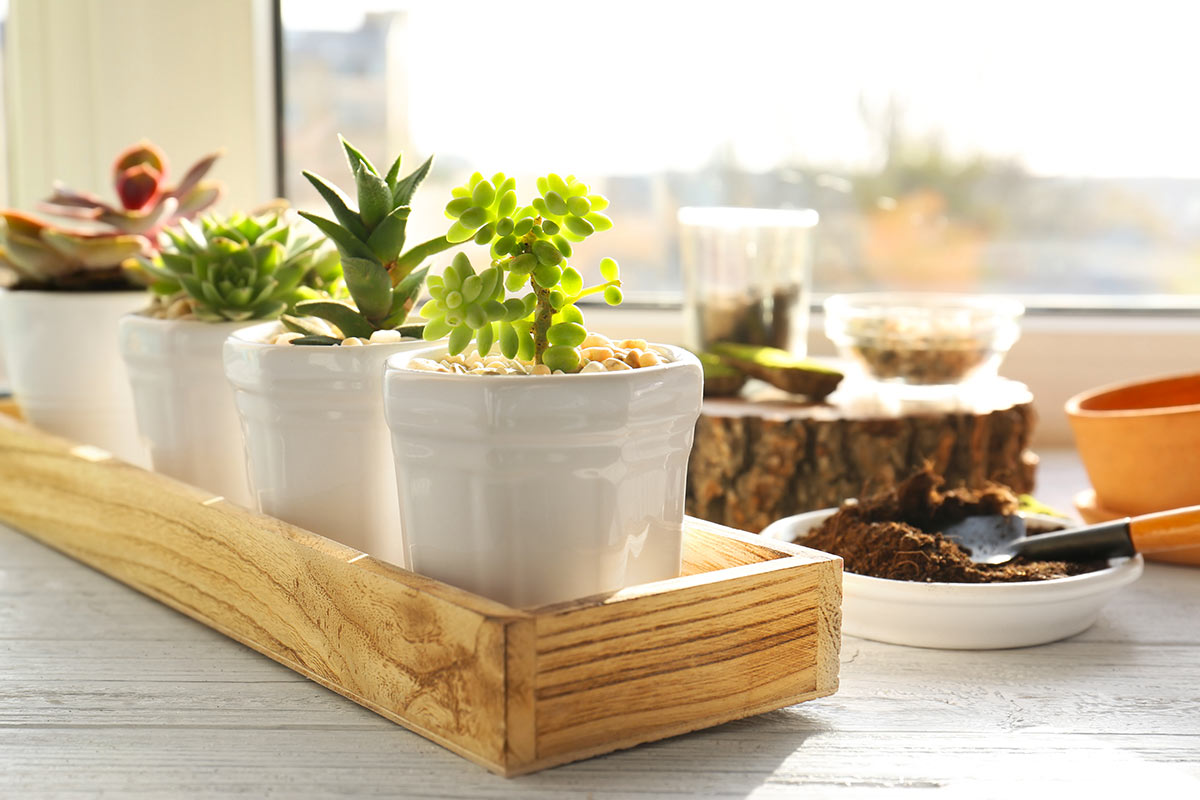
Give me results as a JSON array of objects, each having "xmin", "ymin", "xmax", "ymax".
[{"xmin": 823, "ymin": 293, "xmax": 1024, "ymax": 389}]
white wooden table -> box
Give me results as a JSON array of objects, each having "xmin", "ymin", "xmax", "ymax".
[{"xmin": 2, "ymin": 450, "xmax": 1198, "ymax": 798}]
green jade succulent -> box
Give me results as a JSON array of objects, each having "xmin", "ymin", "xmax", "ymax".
[
  {"xmin": 284, "ymin": 137, "xmax": 456, "ymax": 344},
  {"xmin": 421, "ymin": 171, "xmax": 623, "ymax": 372},
  {"xmin": 0, "ymin": 141, "xmax": 222, "ymax": 290},
  {"xmin": 140, "ymin": 209, "xmax": 339, "ymax": 321}
]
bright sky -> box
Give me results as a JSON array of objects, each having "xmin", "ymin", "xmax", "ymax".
[{"xmin": 283, "ymin": 0, "xmax": 1200, "ymax": 178}]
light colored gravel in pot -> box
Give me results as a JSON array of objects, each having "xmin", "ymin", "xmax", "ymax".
[{"xmin": 409, "ymin": 333, "xmax": 677, "ymax": 375}]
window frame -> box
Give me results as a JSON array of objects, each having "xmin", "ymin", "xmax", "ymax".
[{"xmin": 6, "ymin": 0, "xmax": 1195, "ymax": 449}]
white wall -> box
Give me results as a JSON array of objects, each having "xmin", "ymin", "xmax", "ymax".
[{"xmin": 4, "ymin": 0, "xmax": 276, "ymax": 213}]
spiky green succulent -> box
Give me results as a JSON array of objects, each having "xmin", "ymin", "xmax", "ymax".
[
  {"xmin": 282, "ymin": 136, "xmax": 456, "ymax": 345},
  {"xmin": 140, "ymin": 210, "xmax": 339, "ymax": 322}
]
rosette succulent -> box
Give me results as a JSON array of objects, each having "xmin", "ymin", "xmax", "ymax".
[
  {"xmin": 283, "ymin": 136, "xmax": 456, "ymax": 344},
  {"xmin": 0, "ymin": 211, "xmax": 149, "ymax": 290},
  {"xmin": 43, "ymin": 141, "xmax": 223, "ymax": 236},
  {"xmin": 140, "ymin": 210, "xmax": 339, "ymax": 322},
  {"xmin": 420, "ymin": 171, "xmax": 623, "ymax": 372},
  {"xmin": 0, "ymin": 140, "xmax": 222, "ymax": 290}
]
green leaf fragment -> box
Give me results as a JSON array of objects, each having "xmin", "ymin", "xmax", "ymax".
[{"xmin": 340, "ymin": 255, "xmax": 393, "ymax": 322}]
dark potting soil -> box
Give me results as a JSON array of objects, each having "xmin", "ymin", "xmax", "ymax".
[{"xmin": 800, "ymin": 469, "xmax": 1108, "ymax": 583}]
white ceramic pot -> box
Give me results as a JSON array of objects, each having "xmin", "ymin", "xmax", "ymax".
[
  {"xmin": 119, "ymin": 315, "xmax": 253, "ymax": 506},
  {"xmin": 0, "ymin": 288, "xmax": 147, "ymax": 465},
  {"xmin": 223, "ymin": 323, "xmax": 428, "ymax": 566},
  {"xmin": 383, "ymin": 344, "xmax": 705, "ymax": 608}
]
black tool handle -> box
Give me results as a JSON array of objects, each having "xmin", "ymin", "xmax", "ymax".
[{"xmin": 1015, "ymin": 520, "xmax": 1135, "ymax": 562}]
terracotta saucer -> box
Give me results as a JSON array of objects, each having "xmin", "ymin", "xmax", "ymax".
[{"xmin": 1074, "ymin": 488, "xmax": 1200, "ymax": 567}]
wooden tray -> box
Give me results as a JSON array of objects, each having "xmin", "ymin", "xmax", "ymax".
[{"xmin": 0, "ymin": 414, "xmax": 842, "ymax": 777}]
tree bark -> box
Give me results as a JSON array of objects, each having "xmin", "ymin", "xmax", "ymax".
[{"xmin": 687, "ymin": 381, "xmax": 1038, "ymax": 533}]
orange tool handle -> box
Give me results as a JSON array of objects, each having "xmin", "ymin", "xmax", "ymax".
[{"xmin": 1129, "ymin": 505, "xmax": 1200, "ymax": 553}]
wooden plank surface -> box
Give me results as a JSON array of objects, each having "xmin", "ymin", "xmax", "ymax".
[
  {"xmin": 0, "ymin": 414, "xmax": 528, "ymax": 773},
  {"xmin": 527, "ymin": 555, "xmax": 839, "ymax": 771},
  {"xmin": 3, "ymin": 444, "xmax": 1198, "ymax": 796}
]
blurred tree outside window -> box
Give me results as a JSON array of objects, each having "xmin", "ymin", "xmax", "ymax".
[{"xmin": 279, "ymin": 0, "xmax": 1200, "ymax": 307}]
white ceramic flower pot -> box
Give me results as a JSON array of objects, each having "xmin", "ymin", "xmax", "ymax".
[
  {"xmin": 223, "ymin": 323, "xmax": 428, "ymax": 566},
  {"xmin": 119, "ymin": 316, "xmax": 254, "ymax": 506},
  {"xmin": 0, "ymin": 288, "xmax": 147, "ymax": 465},
  {"xmin": 383, "ymin": 344, "xmax": 705, "ymax": 608}
]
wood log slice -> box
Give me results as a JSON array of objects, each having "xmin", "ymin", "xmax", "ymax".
[{"xmin": 687, "ymin": 379, "xmax": 1038, "ymax": 533}]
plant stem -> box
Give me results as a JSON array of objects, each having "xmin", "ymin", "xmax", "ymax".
[{"xmin": 532, "ymin": 277, "xmax": 554, "ymax": 364}]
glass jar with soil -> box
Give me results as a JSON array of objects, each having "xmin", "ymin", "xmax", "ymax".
[{"xmin": 679, "ymin": 207, "xmax": 818, "ymax": 357}]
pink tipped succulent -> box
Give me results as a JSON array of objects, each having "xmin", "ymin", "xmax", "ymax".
[
  {"xmin": 0, "ymin": 140, "xmax": 225, "ymax": 290},
  {"xmin": 113, "ymin": 143, "xmax": 167, "ymax": 210},
  {"xmin": 0, "ymin": 211, "xmax": 150, "ymax": 290},
  {"xmin": 41, "ymin": 140, "xmax": 223, "ymax": 236}
]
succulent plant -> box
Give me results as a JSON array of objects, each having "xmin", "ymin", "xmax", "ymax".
[
  {"xmin": 42, "ymin": 141, "xmax": 223, "ymax": 236},
  {"xmin": 0, "ymin": 140, "xmax": 223, "ymax": 290},
  {"xmin": 0, "ymin": 211, "xmax": 150, "ymax": 290},
  {"xmin": 420, "ymin": 172, "xmax": 623, "ymax": 372},
  {"xmin": 283, "ymin": 136, "xmax": 456, "ymax": 345},
  {"xmin": 140, "ymin": 209, "xmax": 340, "ymax": 322}
]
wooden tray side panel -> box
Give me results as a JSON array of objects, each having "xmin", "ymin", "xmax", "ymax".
[
  {"xmin": 0, "ymin": 420, "xmax": 520, "ymax": 772},
  {"xmin": 523, "ymin": 555, "xmax": 841, "ymax": 772}
]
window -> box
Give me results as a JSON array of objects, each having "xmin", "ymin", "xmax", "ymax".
[{"xmin": 279, "ymin": 1, "xmax": 1200, "ymax": 308}]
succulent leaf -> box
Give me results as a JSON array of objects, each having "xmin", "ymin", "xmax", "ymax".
[
  {"xmin": 293, "ymin": 299, "xmax": 375, "ymax": 340},
  {"xmin": 354, "ymin": 164, "xmax": 392, "ymax": 230},
  {"xmin": 297, "ymin": 211, "xmax": 379, "ymax": 263},
  {"xmin": 340, "ymin": 135, "xmax": 378, "ymax": 176},
  {"xmin": 384, "ymin": 154, "xmax": 403, "ymax": 189},
  {"xmin": 382, "ymin": 266, "xmax": 429, "ymax": 328},
  {"xmin": 115, "ymin": 164, "xmax": 162, "ymax": 211},
  {"xmin": 166, "ymin": 150, "xmax": 221, "ymax": 200},
  {"xmin": 339, "ymin": 255, "xmax": 393, "ymax": 322},
  {"xmin": 302, "ymin": 171, "xmax": 369, "ymax": 241},
  {"xmin": 392, "ymin": 155, "xmax": 434, "ymax": 207},
  {"xmin": 40, "ymin": 230, "xmax": 148, "ymax": 269},
  {"xmin": 366, "ymin": 206, "xmax": 410, "ymax": 264}
]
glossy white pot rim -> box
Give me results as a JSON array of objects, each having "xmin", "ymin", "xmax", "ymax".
[{"xmin": 385, "ymin": 342, "xmax": 700, "ymax": 379}]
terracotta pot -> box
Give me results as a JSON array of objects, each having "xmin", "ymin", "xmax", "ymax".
[{"xmin": 1066, "ymin": 372, "xmax": 1200, "ymax": 516}]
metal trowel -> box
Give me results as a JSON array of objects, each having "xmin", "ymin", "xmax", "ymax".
[{"xmin": 940, "ymin": 505, "xmax": 1200, "ymax": 565}]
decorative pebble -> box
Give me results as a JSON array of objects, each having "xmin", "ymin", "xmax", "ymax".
[
  {"xmin": 341, "ymin": 337, "xmax": 366, "ymax": 346},
  {"xmin": 636, "ymin": 350, "xmax": 661, "ymax": 368},
  {"xmin": 166, "ymin": 298, "xmax": 193, "ymax": 319},
  {"xmin": 413, "ymin": 338, "xmax": 676, "ymax": 375},
  {"xmin": 272, "ymin": 332, "xmax": 303, "ymax": 345},
  {"xmin": 369, "ymin": 329, "xmax": 405, "ymax": 343},
  {"xmin": 583, "ymin": 346, "xmax": 614, "ymax": 362}
]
